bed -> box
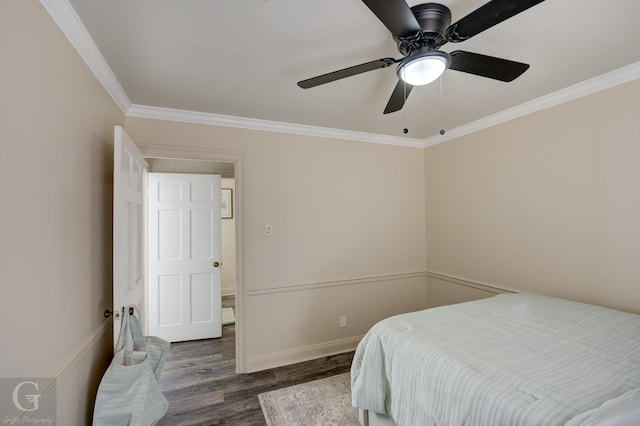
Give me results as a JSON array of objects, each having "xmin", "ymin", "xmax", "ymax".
[{"xmin": 351, "ymin": 293, "xmax": 640, "ymax": 426}]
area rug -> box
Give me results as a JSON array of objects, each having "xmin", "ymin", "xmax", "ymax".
[
  {"xmin": 259, "ymin": 373, "xmax": 359, "ymax": 425},
  {"xmin": 222, "ymin": 307, "xmax": 235, "ymax": 326}
]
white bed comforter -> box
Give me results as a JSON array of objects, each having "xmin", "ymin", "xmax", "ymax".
[{"xmin": 351, "ymin": 294, "xmax": 640, "ymax": 426}]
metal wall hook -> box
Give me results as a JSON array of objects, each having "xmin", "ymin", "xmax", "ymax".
[
  {"xmin": 104, "ymin": 309, "xmax": 120, "ymax": 319},
  {"xmin": 105, "ymin": 306, "xmax": 135, "ymax": 318}
]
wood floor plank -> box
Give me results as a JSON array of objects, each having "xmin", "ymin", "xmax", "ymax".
[{"xmin": 157, "ymin": 297, "xmax": 355, "ymax": 425}]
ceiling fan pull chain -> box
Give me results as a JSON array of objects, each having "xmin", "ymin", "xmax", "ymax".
[
  {"xmin": 403, "ymin": 71, "xmax": 409, "ymax": 134},
  {"xmin": 439, "ymin": 76, "xmax": 445, "ymax": 135}
]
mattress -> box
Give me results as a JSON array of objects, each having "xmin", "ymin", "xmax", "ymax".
[{"xmin": 351, "ymin": 293, "xmax": 640, "ymax": 425}]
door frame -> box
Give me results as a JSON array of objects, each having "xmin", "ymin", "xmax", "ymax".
[{"xmin": 138, "ymin": 143, "xmax": 246, "ymax": 373}]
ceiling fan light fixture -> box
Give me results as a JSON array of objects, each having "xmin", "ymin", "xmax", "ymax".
[{"xmin": 397, "ymin": 51, "xmax": 450, "ymax": 86}]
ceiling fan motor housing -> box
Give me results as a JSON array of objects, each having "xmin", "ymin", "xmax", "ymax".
[
  {"xmin": 411, "ymin": 3, "xmax": 451, "ymax": 43},
  {"xmin": 396, "ymin": 3, "xmax": 452, "ymax": 55}
]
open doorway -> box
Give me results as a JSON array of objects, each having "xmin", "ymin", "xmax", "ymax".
[
  {"xmin": 143, "ymin": 155, "xmax": 243, "ymax": 372},
  {"xmin": 145, "ymin": 157, "xmax": 236, "ymax": 295}
]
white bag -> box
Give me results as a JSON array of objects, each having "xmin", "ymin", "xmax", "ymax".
[
  {"xmin": 127, "ymin": 308, "xmax": 170, "ymax": 379},
  {"xmin": 93, "ymin": 307, "xmax": 169, "ymax": 426}
]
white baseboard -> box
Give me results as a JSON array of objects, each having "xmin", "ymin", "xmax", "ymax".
[{"xmin": 246, "ymin": 335, "xmax": 363, "ymax": 373}]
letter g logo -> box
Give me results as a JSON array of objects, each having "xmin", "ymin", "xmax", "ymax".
[{"xmin": 12, "ymin": 381, "xmax": 41, "ymax": 412}]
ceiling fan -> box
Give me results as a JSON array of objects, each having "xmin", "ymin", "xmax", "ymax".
[{"xmin": 297, "ymin": 0, "xmax": 546, "ymax": 114}]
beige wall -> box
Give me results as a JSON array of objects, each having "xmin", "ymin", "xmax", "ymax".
[
  {"xmin": 425, "ymin": 79, "xmax": 640, "ymax": 314},
  {"xmin": 1, "ymin": 0, "xmax": 124, "ymax": 424},
  {"xmin": 124, "ymin": 117, "xmax": 428, "ymax": 371}
]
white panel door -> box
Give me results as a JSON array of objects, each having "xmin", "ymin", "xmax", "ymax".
[
  {"xmin": 113, "ymin": 126, "xmax": 148, "ymax": 347},
  {"xmin": 147, "ymin": 173, "xmax": 222, "ymax": 342}
]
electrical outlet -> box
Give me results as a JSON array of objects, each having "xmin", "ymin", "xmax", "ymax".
[
  {"xmin": 339, "ymin": 315, "xmax": 347, "ymax": 328},
  {"xmin": 265, "ymin": 224, "xmax": 272, "ymax": 236}
]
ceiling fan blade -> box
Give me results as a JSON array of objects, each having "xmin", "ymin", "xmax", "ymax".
[
  {"xmin": 384, "ymin": 79, "xmax": 413, "ymax": 114},
  {"xmin": 362, "ymin": 0, "xmax": 422, "ymax": 38},
  {"xmin": 446, "ymin": 0, "xmax": 546, "ymax": 43},
  {"xmin": 449, "ymin": 50, "xmax": 529, "ymax": 82},
  {"xmin": 297, "ymin": 58, "xmax": 396, "ymax": 89}
]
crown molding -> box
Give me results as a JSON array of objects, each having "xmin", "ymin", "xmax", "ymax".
[
  {"xmin": 39, "ymin": 0, "xmax": 131, "ymax": 114},
  {"xmin": 423, "ymin": 60, "xmax": 640, "ymax": 147},
  {"xmin": 127, "ymin": 105, "xmax": 426, "ymax": 148},
  {"xmin": 42, "ymin": 0, "xmax": 640, "ymax": 148},
  {"xmin": 130, "ymin": 57, "xmax": 640, "ymax": 147},
  {"xmin": 41, "ymin": 0, "xmax": 422, "ymax": 147}
]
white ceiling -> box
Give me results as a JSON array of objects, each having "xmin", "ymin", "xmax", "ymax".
[{"xmin": 58, "ymin": 0, "xmax": 640, "ymax": 143}]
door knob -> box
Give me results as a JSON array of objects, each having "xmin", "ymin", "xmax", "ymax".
[{"xmin": 213, "ymin": 261, "xmax": 221, "ymax": 268}]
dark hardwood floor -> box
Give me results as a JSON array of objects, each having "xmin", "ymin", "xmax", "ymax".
[{"xmin": 157, "ymin": 296, "xmax": 355, "ymax": 425}]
